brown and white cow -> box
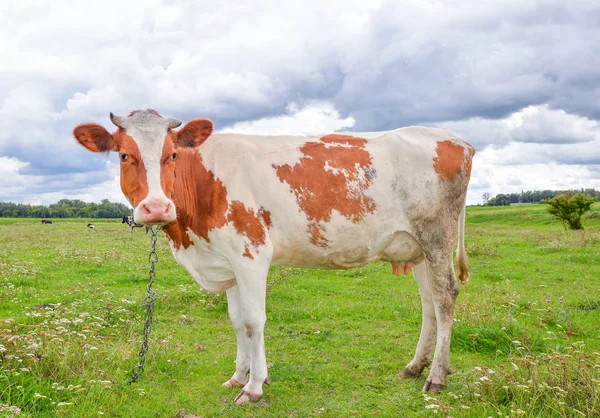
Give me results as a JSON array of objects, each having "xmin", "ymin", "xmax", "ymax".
[{"xmin": 73, "ymin": 109, "xmax": 474, "ymax": 404}]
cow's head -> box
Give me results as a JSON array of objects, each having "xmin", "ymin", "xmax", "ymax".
[{"xmin": 74, "ymin": 110, "xmax": 213, "ymax": 225}]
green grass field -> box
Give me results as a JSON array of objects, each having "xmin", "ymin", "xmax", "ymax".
[{"xmin": 1, "ymin": 205, "xmax": 599, "ymax": 417}]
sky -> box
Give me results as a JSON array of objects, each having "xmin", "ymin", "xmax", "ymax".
[{"xmin": 1, "ymin": 0, "xmax": 599, "ymax": 206}]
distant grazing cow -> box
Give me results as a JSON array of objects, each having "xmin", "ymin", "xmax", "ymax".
[
  {"xmin": 122, "ymin": 215, "xmax": 144, "ymax": 234},
  {"xmin": 41, "ymin": 219, "xmax": 52, "ymax": 224},
  {"xmin": 74, "ymin": 109, "xmax": 474, "ymax": 403},
  {"xmin": 87, "ymin": 223, "xmax": 95, "ymax": 230}
]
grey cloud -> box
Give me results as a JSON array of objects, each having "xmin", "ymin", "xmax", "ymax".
[{"xmin": 334, "ymin": 1, "xmax": 600, "ymax": 130}]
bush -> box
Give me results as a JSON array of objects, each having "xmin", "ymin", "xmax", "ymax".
[{"xmin": 544, "ymin": 193, "xmax": 595, "ymax": 230}]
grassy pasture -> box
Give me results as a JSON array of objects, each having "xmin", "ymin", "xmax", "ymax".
[{"xmin": 0, "ymin": 204, "xmax": 599, "ymax": 417}]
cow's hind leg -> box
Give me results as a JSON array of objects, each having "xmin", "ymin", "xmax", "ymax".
[
  {"xmin": 398, "ymin": 261, "xmax": 436, "ymax": 378},
  {"xmin": 222, "ymin": 285, "xmax": 250, "ymax": 388},
  {"xmin": 422, "ymin": 254, "xmax": 459, "ymax": 393}
]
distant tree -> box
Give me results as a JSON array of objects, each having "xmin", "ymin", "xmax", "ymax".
[
  {"xmin": 482, "ymin": 192, "xmax": 491, "ymax": 205},
  {"xmin": 487, "ymin": 193, "xmax": 511, "ymax": 206},
  {"xmin": 544, "ymin": 193, "xmax": 596, "ymax": 230}
]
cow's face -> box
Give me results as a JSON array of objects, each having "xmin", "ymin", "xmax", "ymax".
[{"xmin": 74, "ymin": 110, "xmax": 213, "ymax": 225}]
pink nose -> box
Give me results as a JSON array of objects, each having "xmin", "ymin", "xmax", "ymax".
[{"xmin": 142, "ymin": 201, "xmax": 172, "ymax": 223}]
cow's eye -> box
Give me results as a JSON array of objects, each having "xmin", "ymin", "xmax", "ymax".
[
  {"xmin": 172, "ymin": 153, "xmax": 177, "ymax": 161},
  {"xmin": 121, "ymin": 154, "xmax": 129, "ymax": 162}
]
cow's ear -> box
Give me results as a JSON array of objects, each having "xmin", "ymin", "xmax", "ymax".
[
  {"xmin": 73, "ymin": 124, "xmax": 119, "ymax": 153},
  {"xmin": 174, "ymin": 119, "xmax": 213, "ymax": 148}
]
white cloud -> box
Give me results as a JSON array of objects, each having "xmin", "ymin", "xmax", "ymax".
[
  {"xmin": 447, "ymin": 105, "xmax": 600, "ymax": 204},
  {"xmin": 435, "ymin": 104, "xmax": 600, "ymax": 150},
  {"xmin": 467, "ymin": 159, "xmax": 597, "ymax": 205},
  {"xmin": 220, "ymin": 102, "xmax": 355, "ymax": 136},
  {"xmin": 0, "ymin": 157, "xmax": 28, "ymax": 176},
  {"xmin": 509, "ymin": 105, "xmax": 597, "ymax": 144}
]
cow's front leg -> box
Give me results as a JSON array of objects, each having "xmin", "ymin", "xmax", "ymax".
[
  {"xmin": 222, "ymin": 285, "xmax": 250, "ymax": 388},
  {"xmin": 230, "ymin": 262, "xmax": 270, "ymax": 404}
]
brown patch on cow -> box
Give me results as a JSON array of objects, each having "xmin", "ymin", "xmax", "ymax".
[
  {"xmin": 159, "ymin": 137, "xmax": 177, "ymax": 197},
  {"xmin": 273, "ymin": 134, "xmax": 376, "ymax": 248},
  {"xmin": 308, "ymin": 223, "xmax": 330, "ymax": 248},
  {"xmin": 163, "ymin": 149, "xmax": 229, "ymax": 250},
  {"xmin": 163, "ymin": 222, "xmax": 194, "ymax": 251},
  {"xmin": 433, "ymin": 140, "xmax": 469, "ymax": 183},
  {"xmin": 259, "ymin": 208, "xmax": 272, "ymax": 228},
  {"xmin": 114, "ymin": 130, "xmax": 149, "ymax": 208},
  {"xmin": 242, "ymin": 246, "xmax": 254, "ymax": 259},
  {"xmin": 227, "ymin": 201, "xmax": 269, "ymax": 249}
]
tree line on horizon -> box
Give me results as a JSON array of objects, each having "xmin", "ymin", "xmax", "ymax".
[
  {"xmin": 0, "ymin": 199, "xmax": 132, "ymax": 218},
  {"xmin": 2, "ymin": 189, "xmax": 599, "ymax": 217},
  {"xmin": 482, "ymin": 189, "xmax": 600, "ymax": 206}
]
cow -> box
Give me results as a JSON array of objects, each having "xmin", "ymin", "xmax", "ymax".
[
  {"xmin": 41, "ymin": 219, "xmax": 53, "ymax": 224},
  {"xmin": 87, "ymin": 223, "xmax": 96, "ymax": 230},
  {"xmin": 122, "ymin": 215, "xmax": 144, "ymax": 234},
  {"xmin": 73, "ymin": 109, "xmax": 474, "ymax": 404}
]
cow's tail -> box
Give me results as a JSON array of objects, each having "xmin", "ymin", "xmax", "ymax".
[{"xmin": 456, "ymin": 204, "xmax": 470, "ymax": 284}]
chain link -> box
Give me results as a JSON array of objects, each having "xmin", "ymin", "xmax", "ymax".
[{"xmin": 126, "ymin": 225, "xmax": 161, "ymax": 385}]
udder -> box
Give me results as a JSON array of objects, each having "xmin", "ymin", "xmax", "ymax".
[{"xmin": 381, "ymin": 231, "xmax": 424, "ymax": 276}]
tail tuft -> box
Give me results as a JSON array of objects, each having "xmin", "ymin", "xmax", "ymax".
[
  {"xmin": 455, "ymin": 205, "xmax": 470, "ymax": 284},
  {"xmin": 456, "ymin": 251, "xmax": 470, "ymax": 284}
]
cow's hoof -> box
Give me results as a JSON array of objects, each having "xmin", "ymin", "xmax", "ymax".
[
  {"xmin": 234, "ymin": 390, "xmax": 262, "ymax": 404},
  {"xmin": 422, "ymin": 379, "xmax": 445, "ymax": 394},
  {"xmin": 222, "ymin": 378, "xmax": 245, "ymax": 388},
  {"xmin": 397, "ymin": 367, "xmax": 420, "ymax": 378}
]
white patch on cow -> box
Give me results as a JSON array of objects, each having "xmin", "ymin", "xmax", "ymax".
[
  {"xmin": 168, "ymin": 222, "xmax": 273, "ymax": 293},
  {"xmin": 323, "ymin": 160, "xmax": 340, "ymax": 175},
  {"xmin": 169, "ymin": 228, "xmax": 236, "ymax": 293}
]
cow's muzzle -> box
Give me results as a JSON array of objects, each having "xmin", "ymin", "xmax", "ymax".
[{"xmin": 136, "ymin": 199, "xmax": 176, "ymax": 225}]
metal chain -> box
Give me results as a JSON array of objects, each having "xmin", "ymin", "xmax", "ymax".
[{"xmin": 126, "ymin": 225, "xmax": 161, "ymax": 385}]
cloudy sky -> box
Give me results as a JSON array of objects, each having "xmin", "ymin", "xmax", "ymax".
[{"xmin": 1, "ymin": 0, "xmax": 599, "ymax": 206}]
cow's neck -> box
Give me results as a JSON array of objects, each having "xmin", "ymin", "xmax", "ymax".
[{"xmin": 162, "ymin": 148, "xmax": 229, "ymax": 250}]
